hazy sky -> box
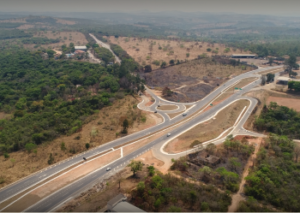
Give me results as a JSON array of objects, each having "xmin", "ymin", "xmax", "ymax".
[{"xmin": 2, "ymin": 0, "xmax": 300, "ymax": 17}]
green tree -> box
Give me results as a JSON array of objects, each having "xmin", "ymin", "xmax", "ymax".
[
  {"xmin": 186, "ymin": 53, "xmax": 190, "ymax": 58},
  {"xmin": 169, "ymin": 59, "xmax": 175, "ymax": 66},
  {"xmin": 287, "ymin": 55, "xmax": 297, "ymax": 77},
  {"xmin": 266, "ymin": 73, "xmax": 275, "ymax": 82},
  {"xmin": 85, "ymin": 143, "xmax": 90, "ymax": 149},
  {"xmin": 48, "ymin": 153, "xmax": 54, "ymax": 165},
  {"xmin": 229, "ymin": 157, "xmax": 241, "ymax": 172},
  {"xmin": 4, "ymin": 153, "xmax": 9, "ymax": 159},
  {"xmin": 122, "ymin": 118, "xmax": 129, "ymax": 134},
  {"xmin": 25, "ymin": 143, "xmax": 37, "ymax": 153},
  {"xmin": 10, "ymin": 158, "xmax": 15, "ymax": 167},
  {"xmin": 268, "ymin": 57, "xmax": 274, "ymax": 65},
  {"xmin": 148, "ymin": 165, "xmax": 155, "ymax": 176},
  {"xmin": 61, "ymin": 142, "xmax": 66, "ymax": 151},
  {"xmin": 161, "ymin": 61, "xmax": 167, "ymax": 68},
  {"xmin": 128, "ymin": 160, "xmax": 143, "ymax": 176}
]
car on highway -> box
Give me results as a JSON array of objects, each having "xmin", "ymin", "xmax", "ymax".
[
  {"xmin": 182, "ymin": 113, "xmax": 187, "ymax": 116},
  {"xmin": 106, "ymin": 167, "xmax": 111, "ymax": 171},
  {"xmin": 154, "ymin": 111, "xmax": 157, "ymax": 113},
  {"xmin": 158, "ymin": 105, "xmax": 160, "ymax": 107},
  {"xmin": 167, "ymin": 133, "xmax": 171, "ymax": 137}
]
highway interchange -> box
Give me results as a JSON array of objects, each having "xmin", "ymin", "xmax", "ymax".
[{"xmin": 0, "ymin": 35, "xmax": 283, "ymax": 212}]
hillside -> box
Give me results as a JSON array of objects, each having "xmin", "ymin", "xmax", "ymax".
[{"xmin": 107, "ymin": 36, "xmax": 251, "ymax": 69}]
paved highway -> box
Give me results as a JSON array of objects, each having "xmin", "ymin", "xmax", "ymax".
[
  {"xmin": 24, "ymin": 66, "xmax": 283, "ymax": 212},
  {"xmin": 0, "ymin": 35, "xmax": 283, "ymax": 212}
]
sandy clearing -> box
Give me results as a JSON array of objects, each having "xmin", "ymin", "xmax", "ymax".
[
  {"xmin": 134, "ymin": 150, "xmax": 164, "ymax": 168},
  {"xmin": 267, "ymin": 96, "xmax": 300, "ymax": 111},
  {"xmin": 158, "ymin": 105, "xmax": 178, "ymax": 111}
]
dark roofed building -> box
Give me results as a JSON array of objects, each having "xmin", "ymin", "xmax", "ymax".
[
  {"xmin": 231, "ymin": 54, "xmax": 256, "ymax": 58},
  {"xmin": 107, "ymin": 193, "xmax": 145, "ymax": 212}
]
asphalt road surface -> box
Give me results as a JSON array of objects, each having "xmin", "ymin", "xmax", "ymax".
[{"xmin": 0, "ymin": 55, "xmax": 282, "ymax": 213}]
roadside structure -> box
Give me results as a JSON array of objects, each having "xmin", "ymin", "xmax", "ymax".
[
  {"xmin": 188, "ymin": 151, "xmax": 221, "ymax": 167},
  {"xmin": 107, "ymin": 194, "xmax": 145, "ymax": 212},
  {"xmin": 75, "ymin": 46, "xmax": 87, "ymax": 51},
  {"xmin": 231, "ymin": 54, "xmax": 256, "ymax": 59}
]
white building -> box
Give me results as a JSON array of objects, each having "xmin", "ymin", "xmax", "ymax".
[{"xmin": 74, "ymin": 46, "xmax": 87, "ymax": 51}]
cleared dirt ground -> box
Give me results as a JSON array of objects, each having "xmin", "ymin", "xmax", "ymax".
[
  {"xmin": 107, "ymin": 36, "xmax": 251, "ymax": 69},
  {"xmin": 267, "ymin": 96, "xmax": 300, "ymax": 111},
  {"xmin": 157, "ymin": 105, "xmax": 178, "ymax": 111},
  {"xmin": 23, "ymin": 31, "xmax": 88, "ymax": 50},
  {"xmin": 164, "ymin": 99, "xmax": 250, "ymax": 153},
  {"xmin": 143, "ymin": 58, "xmax": 253, "ymax": 102},
  {"xmin": 0, "ymin": 96, "xmax": 161, "ymax": 189}
]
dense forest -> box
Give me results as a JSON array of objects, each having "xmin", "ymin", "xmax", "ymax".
[
  {"xmin": 254, "ymin": 102, "xmax": 300, "ymax": 138},
  {"xmin": 0, "ymin": 29, "xmax": 32, "ymax": 40},
  {"xmin": 244, "ymin": 134, "xmax": 300, "ymax": 211},
  {"xmin": 0, "ymin": 49, "xmax": 144, "ymax": 154}
]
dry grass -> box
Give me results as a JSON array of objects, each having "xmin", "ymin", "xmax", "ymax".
[
  {"xmin": 158, "ymin": 105, "xmax": 178, "ymax": 111},
  {"xmin": 17, "ymin": 24, "xmax": 35, "ymax": 29},
  {"xmin": 164, "ymin": 99, "xmax": 250, "ymax": 153},
  {"xmin": 107, "ymin": 36, "xmax": 251, "ymax": 69},
  {"xmin": 267, "ymin": 96, "xmax": 300, "ymax": 112},
  {"xmin": 23, "ymin": 31, "xmax": 88, "ymax": 50},
  {"xmin": 243, "ymin": 90, "xmax": 269, "ymax": 131},
  {"xmin": 0, "ymin": 96, "xmax": 160, "ymax": 189},
  {"xmin": 55, "ymin": 18, "xmax": 76, "ymax": 25}
]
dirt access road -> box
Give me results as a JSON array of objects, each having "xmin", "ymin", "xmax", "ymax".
[{"xmin": 89, "ymin": 34, "xmax": 121, "ymax": 64}]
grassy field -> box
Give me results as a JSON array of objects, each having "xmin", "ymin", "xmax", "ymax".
[
  {"xmin": 107, "ymin": 36, "xmax": 251, "ymax": 69},
  {"xmin": 22, "ymin": 31, "xmax": 88, "ymax": 50}
]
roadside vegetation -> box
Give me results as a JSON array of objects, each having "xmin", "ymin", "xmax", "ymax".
[
  {"xmin": 171, "ymin": 136, "xmax": 254, "ymax": 193},
  {"xmin": 0, "ymin": 49, "xmax": 144, "ymax": 154},
  {"xmin": 254, "ymin": 102, "xmax": 300, "ymax": 138},
  {"xmin": 242, "ymin": 134, "xmax": 300, "ymax": 211}
]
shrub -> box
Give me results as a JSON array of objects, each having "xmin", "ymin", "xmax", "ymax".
[
  {"xmin": 48, "ymin": 153, "xmax": 54, "ymax": 165},
  {"xmin": 4, "ymin": 153, "xmax": 9, "ymax": 159},
  {"xmin": 60, "ymin": 142, "xmax": 66, "ymax": 151},
  {"xmin": 85, "ymin": 143, "xmax": 90, "ymax": 149},
  {"xmin": 25, "ymin": 143, "xmax": 37, "ymax": 153}
]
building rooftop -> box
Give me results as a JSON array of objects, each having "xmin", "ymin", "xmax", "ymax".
[
  {"xmin": 277, "ymin": 76, "xmax": 290, "ymax": 81},
  {"xmin": 107, "ymin": 193, "xmax": 145, "ymax": 212},
  {"xmin": 74, "ymin": 46, "xmax": 87, "ymax": 50},
  {"xmin": 231, "ymin": 54, "xmax": 256, "ymax": 56},
  {"xmin": 111, "ymin": 201, "xmax": 145, "ymax": 212},
  {"xmin": 107, "ymin": 194, "xmax": 126, "ymax": 207}
]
